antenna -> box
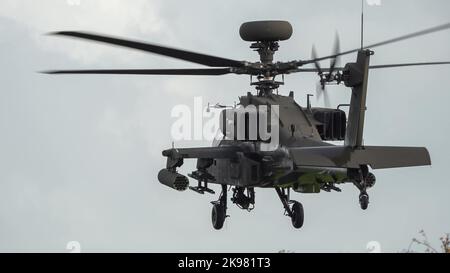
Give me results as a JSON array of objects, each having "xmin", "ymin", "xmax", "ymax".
[
  {"xmin": 360, "ymin": 0, "xmax": 364, "ymax": 49},
  {"xmin": 307, "ymin": 94, "xmax": 313, "ymax": 112}
]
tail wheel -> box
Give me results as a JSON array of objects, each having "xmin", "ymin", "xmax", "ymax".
[
  {"xmin": 211, "ymin": 204, "xmax": 226, "ymax": 230},
  {"xmin": 359, "ymin": 193, "xmax": 369, "ymax": 210},
  {"xmin": 291, "ymin": 201, "xmax": 304, "ymax": 229}
]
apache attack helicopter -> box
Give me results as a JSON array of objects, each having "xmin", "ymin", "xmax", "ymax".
[{"xmin": 46, "ymin": 20, "xmax": 450, "ymax": 230}]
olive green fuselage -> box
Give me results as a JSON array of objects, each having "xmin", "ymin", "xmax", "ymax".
[{"xmin": 206, "ymin": 93, "xmax": 347, "ymax": 193}]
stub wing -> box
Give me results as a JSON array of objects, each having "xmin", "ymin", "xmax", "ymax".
[
  {"xmin": 288, "ymin": 146, "xmax": 431, "ymax": 169},
  {"xmin": 162, "ymin": 145, "xmax": 248, "ymax": 159}
]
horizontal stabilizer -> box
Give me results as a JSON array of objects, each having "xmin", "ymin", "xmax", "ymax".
[{"xmin": 289, "ymin": 146, "xmax": 431, "ymax": 169}]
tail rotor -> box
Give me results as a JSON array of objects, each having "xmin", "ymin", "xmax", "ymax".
[{"xmin": 312, "ymin": 32, "xmax": 341, "ymax": 108}]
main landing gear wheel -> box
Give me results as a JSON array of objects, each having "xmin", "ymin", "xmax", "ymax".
[
  {"xmin": 290, "ymin": 201, "xmax": 304, "ymax": 229},
  {"xmin": 359, "ymin": 192, "xmax": 369, "ymax": 210},
  {"xmin": 211, "ymin": 184, "xmax": 228, "ymax": 230},
  {"xmin": 275, "ymin": 187, "xmax": 304, "ymax": 229},
  {"xmin": 211, "ymin": 204, "xmax": 226, "ymax": 230}
]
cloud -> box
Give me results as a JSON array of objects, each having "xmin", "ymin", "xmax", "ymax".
[
  {"xmin": 0, "ymin": 0, "xmax": 172, "ymax": 65},
  {"xmin": 1, "ymin": 0, "xmax": 450, "ymax": 252}
]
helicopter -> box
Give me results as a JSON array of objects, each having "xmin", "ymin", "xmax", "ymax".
[{"xmin": 45, "ymin": 20, "xmax": 450, "ymax": 230}]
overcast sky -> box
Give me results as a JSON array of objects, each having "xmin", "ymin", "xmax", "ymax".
[{"xmin": 0, "ymin": 0, "xmax": 449, "ymax": 252}]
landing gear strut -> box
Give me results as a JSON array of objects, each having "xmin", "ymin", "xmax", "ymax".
[
  {"xmin": 211, "ymin": 184, "xmax": 227, "ymax": 230},
  {"xmin": 275, "ymin": 187, "xmax": 304, "ymax": 229},
  {"xmin": 354, "ymin": 179, "xmax": 370, "ymax": 210},
  {"xmin": 351, "ymin": 166, "xmax": 375, "ymax": 210}
]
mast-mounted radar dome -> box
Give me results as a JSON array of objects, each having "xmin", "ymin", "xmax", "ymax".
[{"xmin": 239, "ymin": 20, "xmax": 293, "ymax": 42}]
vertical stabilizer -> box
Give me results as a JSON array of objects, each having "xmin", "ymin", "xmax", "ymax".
[{"xmin": 344, "ymin": 50, "xmax": 372, "ymax": 147}]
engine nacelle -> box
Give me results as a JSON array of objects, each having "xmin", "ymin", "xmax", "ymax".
[
  {"xmin": 158, "ymin": 169, "xmax": 189, "ymax": 191},
  {"xmin": 311, "ymin": 108, "xmax": 347, "ymax": 141}
]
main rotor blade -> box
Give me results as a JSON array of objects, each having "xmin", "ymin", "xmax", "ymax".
[
  {"xmin": 42, "ymin": 68, "xmax": 233, "ymax": 75},
  {"xmin": 299, "ymin": 22, "xmax": 450, "ymax": 65},
  {"xmin": 293, "ymin": 68, "xmax": 341, "ymax": 72},
  {"xmin": 50, "ymin": 31, "xmax": 245, "ymax": 68},
  {"xmin": 292, "ymin": 61, "xmax": 450, "ymax": 72},
  {"xmin": 369, "ymin": 61, "xmax": 450, "ymax": 69}
]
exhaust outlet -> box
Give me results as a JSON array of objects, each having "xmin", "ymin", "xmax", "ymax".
[{"xmin": 158, "ymin": 169, "xmax": 189, "ymax": 191}]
